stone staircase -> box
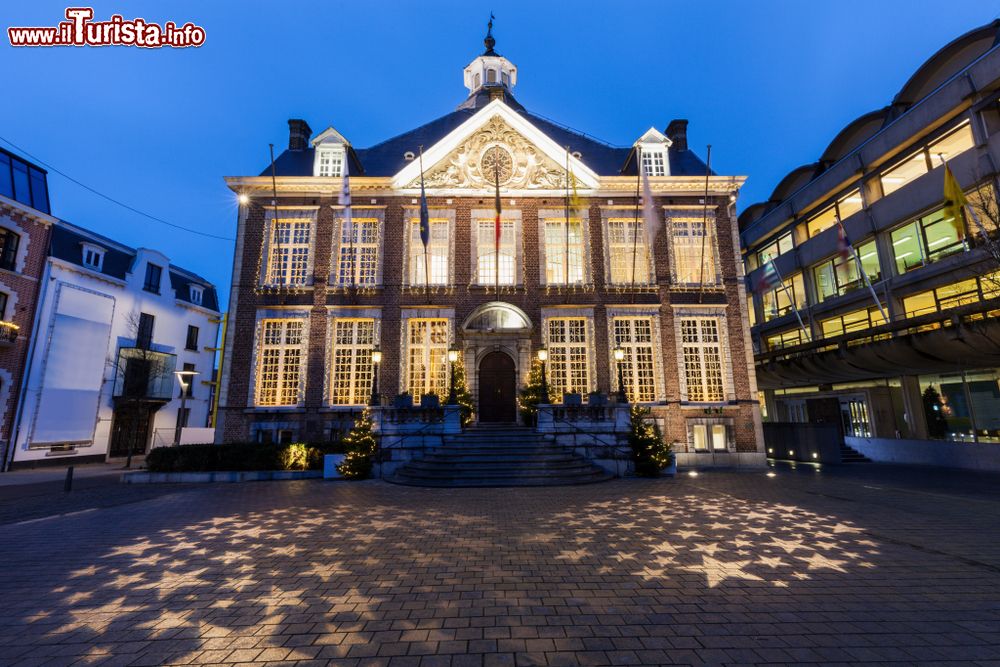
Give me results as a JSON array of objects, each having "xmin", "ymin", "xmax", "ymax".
[
  {"xmin": 840, "ymin": 442, "xmax": 871, "ymax": 463},
  {"xmin": 386, "ymin": 425, "xmax": 613, "ymax": 487}
]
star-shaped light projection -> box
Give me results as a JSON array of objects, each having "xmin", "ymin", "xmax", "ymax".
[{"xmin": 683, "ymin": 555, "xmax": 763, "ymax": 588}]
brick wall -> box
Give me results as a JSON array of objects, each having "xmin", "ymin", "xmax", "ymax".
[{"xmin": 219, "ymin": 192, "xmax": 763, "ymax": 455}]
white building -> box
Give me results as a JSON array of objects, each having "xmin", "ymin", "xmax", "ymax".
[{"xmin": 6, "ymin": 221, "xmax": 221, "ymax": 468}]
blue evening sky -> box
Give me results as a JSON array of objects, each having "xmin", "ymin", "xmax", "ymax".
[{"xmin": 2, "ymin": 0, "xmax": 998, "ymax": 304}]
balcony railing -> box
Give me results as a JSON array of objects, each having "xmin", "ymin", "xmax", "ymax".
[{"xmin": 112, "ymin": 347, "xmax": 177, "ymax": 401}]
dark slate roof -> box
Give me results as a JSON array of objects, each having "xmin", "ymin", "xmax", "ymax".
[
  {"xmin": 50, "ymin": 222, "xmax": 220, "ymax": 312},
  {"xmin": 261, "ymin": 91, "xmax": 712, "ymax": 178}
]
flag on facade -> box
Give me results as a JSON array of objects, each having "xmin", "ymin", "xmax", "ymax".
[
  {"xmin": 942, "ymin": 163, "xmax": 967, "ymax": 235},
  {"xmin": 836, "ymin": 218, "xmax": 852, "ymax": 261},
  {"xmin": 338, "ymin": 157, "xmax": 352, "ymax": 241},
  {"xmin": 418, "ymin": 153, "xmax": 430, "ymax": 248},
  {"xmin": 493, "ymin": 162, "xmax": 502, "ymax": 251},
  {"xmin": 641, "ymin": 161, "xmax": 661, "ymax": 251},
  {"xmin": 754, "ymin": 259, "xmax": 781, "ymax": 293}
]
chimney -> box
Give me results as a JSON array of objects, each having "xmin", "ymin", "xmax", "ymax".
[
  {"xmin": 288, "ymin": 119, "xmax": 312, "ymax": 151},
  {"xmin": 665, "ymin": 119, "xmax": 688, "ymax": 152}
]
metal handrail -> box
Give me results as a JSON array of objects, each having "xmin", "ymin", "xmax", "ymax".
[
  {"xmin": 375, "ymin": 414, "xmax": 453, "ymax": 480},
  {"xmin": 540, "ymin": 407, "xmax": 633, "ymax": 478}
]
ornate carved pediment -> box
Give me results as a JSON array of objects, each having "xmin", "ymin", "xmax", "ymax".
[{"xmin": 411, "ymin": 116, "xmax": 566, "ymax": 190}]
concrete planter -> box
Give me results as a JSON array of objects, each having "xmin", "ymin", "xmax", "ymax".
[
  {"xmin": 323, "ymin": 454, "xmax": 347, "ymax": 479},
  {"xmin": 121, "ymin": 470, "xmax": 322, "ymax": 484}
]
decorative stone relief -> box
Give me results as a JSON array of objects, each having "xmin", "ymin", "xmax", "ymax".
[{"xmin": 414, "ymin": 116, "xmax": 565, "ymax": 190}]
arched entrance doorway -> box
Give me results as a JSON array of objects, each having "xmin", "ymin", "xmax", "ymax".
[{"xmin": 478, "ymin": 351, "xmax": 517, "ymax": 422}]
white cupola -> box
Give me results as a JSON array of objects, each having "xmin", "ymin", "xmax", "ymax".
[{"xmin": 463, "ymin": 17, "xmax": 517, "ymax": 95}]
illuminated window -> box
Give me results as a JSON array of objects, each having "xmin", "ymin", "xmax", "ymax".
[
  {"xmin": 891, "ymin": 207, "xmax": 965, "ymax": 274},
  {"xmin": 820, "ymin": 307, "xmax": 887, "ymax": 338},
  {"xmin": 641, "ymin": 150, "xmax": 666, "ymax": 176},
  {"xmin": 670, "ymin": 213, "xmax": 717, "ymax": 285},
  {"xmin": 475, "ymin": 217, "xmax": 516, "ymax": 286},
  {"xmin": 902, "ymin": 278, "xmax": 982, "ymax": 318},
  {"xmin": 336, "ymin": 216, "xmax": 379, "ymax": 286},
  {"xmin": 691, "ymin": 422, "xmax": 729, "ymax": 451},
  {"xmin": 265, "ymin": 211, "xmax": 313, "ymax": 286},
  {"xmin": 680, "ymin": 318, "xmax": 725, "ymax": 402},
  {"xmin": 405, "ymin": 319, "xmax": 449, "ymax": 404},
  {"xmin": 255, "ymin": 319, "xmax": 304, "ymax": 406},
  {"xmin": 766, "ymin": 327, "xmax": 811, "ymax": 351},
  {"xmin": 316, "ymin": 150, "xmax": 343, "ymax": 177},
  {"xmin": 806, "ymin": 189, "xmax": 863, "ymax": 237},
  {"xmin": 408, "ymin": 216, "xmax": 450, "ymax": 285},
  {"xmin": 813, "ymin": 239, "xmax": 880, "ymax": 302},
  {"xmin": 761, "ymin": 272, "xmax": 806, "ymax": 321},
  {"xmin": 330, "ymin": 319, "xmax": 376, "ymax": 405},
  {"xmin": 546, "ymin": 318, "xmax": 591, "ymax": 398},
  {"xmin": 607, "ymin": 218, "xmax": 650, "ymax": 285},
  {"xmin": 755, "ymin": 230, "xmax": 794, "ymax": 267},
  {"xmin": 881, "ymin": 122, "xmax": 974, "ymax": 195},
  {"xmin": 611, "ymin": 316, "xmax": 658, "ymax": 402},
  {"xmin": 543, "ymin": 217, "xmax": 585, "ymax": 285}
]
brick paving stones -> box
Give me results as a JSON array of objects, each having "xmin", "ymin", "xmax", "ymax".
[{"xmin": 0, "ymin": 463, "xmax": 999, "ymax": 665}]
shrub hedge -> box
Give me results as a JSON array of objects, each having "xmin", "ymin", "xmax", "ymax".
[{"xmin": 145, "ymin": 442, "xmax": 348, "ymax": 473}]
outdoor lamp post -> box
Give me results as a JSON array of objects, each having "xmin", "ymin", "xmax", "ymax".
[
  {"xmin": 447, "ymin": 349, "xmax": 459, "ymax": 405},
  {"xmin": 537, "ymin": 347, "xmax": 550, "ymax": 404},
  {"xmin": 370, "ymin": 348, "xmax": 382, "ymax": 406},
  {"xmin": 613, "ymin": 345, "xmax": 627, "ymax": 403},
  {"xmin": 173, "ymin": 370, "xmax": 200, "ymax": 447}
]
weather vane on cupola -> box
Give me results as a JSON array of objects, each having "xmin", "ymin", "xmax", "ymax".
[{"xmin": 483, "ymin": 12, "xmax": 497, "ymax": 56}]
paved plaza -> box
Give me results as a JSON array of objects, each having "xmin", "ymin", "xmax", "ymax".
[{"xmin": 0, "ymin": 464, "xmax": 999, "ymax": 666}]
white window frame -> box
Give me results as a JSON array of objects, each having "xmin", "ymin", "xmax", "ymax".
[
  {"xmin": 403, "ymin": 208, "xmax": 454, "ymax": 287},
  {"xmin": 329, "ymin": 317, "xmax": 378, "ymax": 406},
  {"xmin": 675, "ymin": 312, "xmax": 733, "ymax": 404},
  {"xmin": 81, "ymin": 243, "xmax": 105, "ymax": 271},
  {"xmin": 602, "ymin": 211, "xmax": 654, "ymax": 286},
  {"xmin": 334, "ymin": 208, "xmax": 384, "ymax": 287},
  {"xmin": 402, "ymin": 316, "xmax": 451, "ymax": 405},
  {"xmin": 687, "ymin": 418, "xmax": 734, "ymax": 452},
  {"xmin": 665, "ymin": 207, "xmax": 720, "ymax": 287},
  {"xmin": 538, "ymin": 209, "xmax": 589, "ymax": 286},
  {"xmin": 641, "ymin": 149, "xmax": 666, "ymax": 176},
  {"xmin": 314, "ymin": 148, "xmax": 344, "ymax": 177},
  {"xmin": 471, "ymin": 209, "xmax": 521, "ymax": 287},
  {"xmin": 544, "ymin": 315, "xmax": 594, "ymax": 399},
  {"xmin": 608, "ymin": 311, "xmax": 663, "ymax": 403},
  {"xmin": 253, "ymin": 316, "xmax": 308, "ymax": 407},
  {"xmin": 262, "ymin": 208, "xmax": 317, "ymax": 287}
]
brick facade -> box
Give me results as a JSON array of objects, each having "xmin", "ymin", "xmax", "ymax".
[{"xmin": 218, "ymin": 187, "xmax": 764, "ymax": 461}]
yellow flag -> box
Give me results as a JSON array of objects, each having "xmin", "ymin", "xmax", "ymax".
[
  {"xmin": 569, "ymin": 167, "xmax": 583, "ymax": 213},
  {"xmin": 942, "ymin": 164, "xmax": 967, "ymax": 234}
]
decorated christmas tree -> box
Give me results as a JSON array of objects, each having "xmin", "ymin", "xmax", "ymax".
[
  {"xmin": 628, "ymin": 405, "xmax": 673, "ymax": 477},
  {"xmin": 337, "ymin": 409, "xmax": 378, "ymax": 479},
  {"xmin": 451, "ymin": 358, "xmax": 475, "ymax": 426},
  {"xmin": 518, "ymin": 358, "xmax": 547, "ymax": 426}
]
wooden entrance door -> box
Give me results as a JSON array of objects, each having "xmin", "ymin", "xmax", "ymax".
[
  {"xmin": 109, "ymin": 404, "xmax": 154, "ymax": 457},
  {"xmin": 478, "ymin": 352, "xmax": 517, "ymax": 423}
]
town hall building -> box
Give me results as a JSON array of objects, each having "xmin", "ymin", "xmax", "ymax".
[{"xmin": 217, "ymin": 25, "xmax": 764, "ymax": 470}]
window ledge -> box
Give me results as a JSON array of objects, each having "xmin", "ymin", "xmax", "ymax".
[{"xmin": 244, "ymin": 406, "xmax": 306, "ymax": 414}]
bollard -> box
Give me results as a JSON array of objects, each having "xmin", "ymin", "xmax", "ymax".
[{"xmin": 64, "ymin": 466, "xmax": 74, "ymax": 493}]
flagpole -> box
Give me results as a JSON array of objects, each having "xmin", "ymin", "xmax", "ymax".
[
  {"xmin": 268, "ymin": 144, "xmax": 281, "ymax": 287},
  {"xmin": 419, "ymin": 147, "xmax": 429, "ymax": 297},
  {"xmin": 769, "ymin": 260, "xmax": 809, "ymax": 338},
  {"xmin": 565, "ymin": 147, "xmax": 571, "ymax": 287},
  {"xmin": 630, "ymin": 146, "xmax": 642, "ymax": 292},
  {"xmin": 835, "ymin": 217, "xmax": 889, "ymax": 323},
  {"xmin": 697, "ymin": 145, "xmax": 712, "ymax": 304},
  {"xmin": 494, "ymin": 160, "xmax": 501, "ymax": 298}
]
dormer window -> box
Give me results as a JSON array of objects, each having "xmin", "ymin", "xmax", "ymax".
[
  {"xmin": 143, "ymin": 263, "xmax": 162, "ymax": 294},
  {"xmin": 641, "ymin": 150, "xmax": 666, "ymax": 177},
  {"xmin": 487, "ymin": 68, "xmax": 497, "ymax": 84},
  {"xmin": 81, "ymin": 244, "xmax": 105, "ymax": 271},
  {"xmin": 189, "ymin": 284, "xmax": 204, "ymax": 306},
  {"xmin": 316, "ymin": 150, "xmax": 343, "ymax": 177}
]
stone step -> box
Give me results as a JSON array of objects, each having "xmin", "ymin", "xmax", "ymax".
[{"xmin": 404, "ymin": 460, "xmax": 596, "ymax": 473}]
